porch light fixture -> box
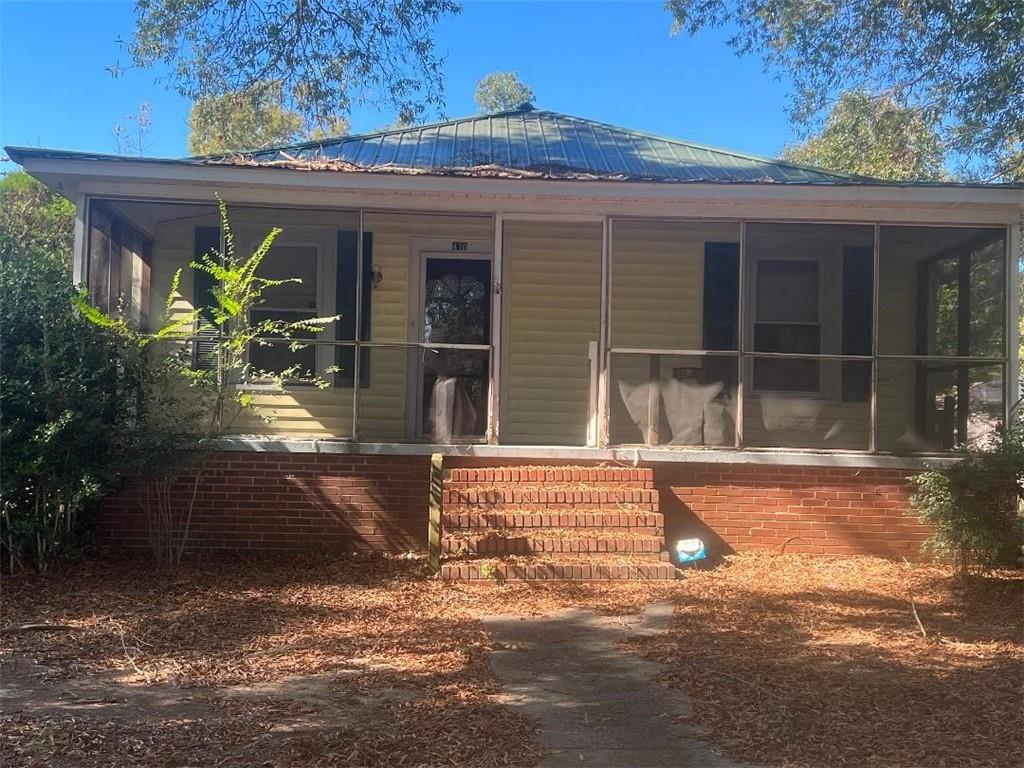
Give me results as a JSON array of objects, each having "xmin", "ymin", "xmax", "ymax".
[{"xmin": 371, "ymin": 264, "xmax": 384, "ymax": 289}]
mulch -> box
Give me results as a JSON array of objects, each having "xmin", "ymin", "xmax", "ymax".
[
  {"xmin": 3, "ymin": 552, "xmax": 1020, "ymax": 767},
  {"xmin": 0, "ymin": 553, "xmax": 674, "ymax": 767},
  {"xmin": 629, "ymin": 553, "xmax": 1024, "ymax": 768}
]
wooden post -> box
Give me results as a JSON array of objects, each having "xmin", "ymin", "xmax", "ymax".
[
  {"xmin": 427, "ymin": 452, "xmax": 444, "ymax": 575},
  {"xmin": 647, "ymin": 354, "xmax": 661, "ymax": 446}
]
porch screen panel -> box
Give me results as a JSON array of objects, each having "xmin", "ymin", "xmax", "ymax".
[
  {"xmin": 609, "ymin": 221, "xmax": 740, "ymax": 447},
  {"xmin": 876, "ymin": 226, "xmax": 1007, "ymax": 451},
  {"xmin": 742, "ymin": 223, "xmax": 875, "ymax": 450},
  {"xmin": 354, "ymin": 213, "xmax": 492, "ymax": 444},
  {"xmin": 503, "ymin": 220, "xmax": 602, "ymax": 445},
  {"xmin": 191, "ymin": 225, "xmax": 220, "ymax": 371},
  {"xmin": 878, "ymin": 227, "xmax": 1005, "ymax": 357},
  {"xmin": 335, "ymin": 230, "xmax": 372, "ymax": 388}
]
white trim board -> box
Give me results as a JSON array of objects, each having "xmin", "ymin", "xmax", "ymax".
[
  {"xmin": 208, "ymin": 436, "xmax": 957, "ymax": 470},
  {"xmin": 22, "ymin": 156, "xmax": 1023, "ymax": 225}
]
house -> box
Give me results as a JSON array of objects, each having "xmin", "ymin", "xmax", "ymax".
[{"xmin": 8, "ymin": 104, "xmax": 1021, "ymax": 578}]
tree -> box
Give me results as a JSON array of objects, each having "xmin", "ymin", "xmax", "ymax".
[
  {"xmin": 119, "ymin": 0, "xmax": 459, "ymax": 130},
  {"xmin": 782, "ymin": 91, "xmax": 945, "ymax": 181},
  {"xmin": 666, "ymin": 0, "xmax": 1024, "ymax": 181},
  {"xmin": 475, "ymin": 72, "xmax": 535, "ymax": 113},
  {"xmin": 0, "ymin": 172, "xmax": 74, "ymax": 267},
  {"xmin": 113, "ymin": 102, "xmax": 153, "ymax": 156},
  {"xmin": 187, "ymin": 82, "xmax": 350, "ymax": 155}
]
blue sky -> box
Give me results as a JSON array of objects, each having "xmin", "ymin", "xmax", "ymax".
[{"xmin": 1, "ymin": 0, "xmax": 800, "ymax": 165}]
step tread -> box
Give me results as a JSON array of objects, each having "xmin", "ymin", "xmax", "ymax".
[
  {"xmin": 439, "ymin": 556, "xmax": 678, "ymax": 581},
  {"xmin": 444, "ymin": 527, "xmax": 663, "ymax": 541},
  {"xmin": 442, "ymin": 510, "xmax": 663, "ymax": 531},
  {"xmin": 445, "ymin": 466, "xmax": 653, "ymax": 487}
]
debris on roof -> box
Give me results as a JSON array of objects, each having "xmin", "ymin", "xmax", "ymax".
[{"xmin": 223, "ymin": 105, "xmax": 859, "ymax": 184}]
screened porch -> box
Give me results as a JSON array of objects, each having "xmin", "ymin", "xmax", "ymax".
[{"xmin": 83, "ymin": 198, "xmax": 1013, "ymax": 456}]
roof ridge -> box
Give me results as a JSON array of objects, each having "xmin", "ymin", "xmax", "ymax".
[
  {"xmin": 215, "ymin": 106, "xmax": 537, "ymax": 160},
  {"xmin": 540, "ymin": 110, "xmax": 864, "ymax": 182}
]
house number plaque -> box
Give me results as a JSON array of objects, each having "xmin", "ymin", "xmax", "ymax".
[{"xmin": 450, "ymin": 241, "xmax": 469, "ymax": 251}]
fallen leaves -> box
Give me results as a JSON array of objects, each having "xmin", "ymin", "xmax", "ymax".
[
  {"xmin": 5, "ymin": 552, "xmax": 1018, "ymax": 767},
  {"xmin": 629, "ymin": 553, "xmax": 1024, "ymax": 768},
  {"xmin": 1, "ymin": 553, "xmax": 672, "ymax": 767}
]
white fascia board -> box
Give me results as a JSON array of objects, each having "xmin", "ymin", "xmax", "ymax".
[{"xmin": 21, "ymin": 156, "xmax": 1024, "ymax": 226}]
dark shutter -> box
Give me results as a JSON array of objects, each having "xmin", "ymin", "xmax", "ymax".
[
  {"xmin": 841, "ymin": 246, "xmax": 872, "ymax": 402},
  {"xmin": 335, "ymin": 230, "xmax": 373, "ymax": 388},
  {"xmin": 192, "ymin": 226, "xmax": 220, "ymax": 371},
  {"xmin": 702, "ymin": 242, "xmax": 740, "ymax": 393},
  {"xmin": 702, "ymin": 242, "xmax": 739, "ymax": 350}
]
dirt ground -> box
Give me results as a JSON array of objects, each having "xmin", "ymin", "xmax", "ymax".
[{"xmin": 2, "ymin": 552, "xmax": 1021, "ymax": 768}]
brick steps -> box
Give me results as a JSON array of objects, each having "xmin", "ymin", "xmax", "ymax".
[
  {"xmin": 443, "ymin": 487, "xmax": 659, "ymax": 508},
  {"xmin": 442, "ymin": 532, "xmax": 668, "ymax": 557},
  {"xmin": 439, "ymin": 464, "xmax": 673, "ymax": 581},
  {"xmin": 445, "ymin": 466, "xmax": 653, "ymax": 487},
  {"xmin": 439, "ymin": 557, "xmax": 677, "ymax": 582},
  {"xmin": 442, "ymin": 509, "xmax": 663, "ymax": 533}
]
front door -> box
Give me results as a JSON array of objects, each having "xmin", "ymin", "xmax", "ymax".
[{"xmin": 417, "ymin": 254, "xmax": 491, "ymax": 441}]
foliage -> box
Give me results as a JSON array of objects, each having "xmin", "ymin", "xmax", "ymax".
[
  {"xmin": 666, "ymin": 0, "xmax": 1024, "ymax": 181},
  {"xmin": 0, "ymin": 248, "xmax": 132, "ymax": 571},
  {"xmin": 77, "ymin": 197, "xmax": 338, "ymax": 565},
  {"xmin": 121, "ymin": 0, "xmax": 460, "ymax": 130},
  {"xmin": 113, "ymin": 101, "xmax": 154, "ymax": 156},
  {"xmin": 782, "ymin": 91, "xmax": 945, "ymax": 181},
  {"xmin": 187, "ymin": 197, "xmax": 339, "ymax": 430},
  {"xmin": 910, "ymin": 420, "xmax": 1024, "ymax": 575},
  {"xmin": 187, "ymin": 81, "xmax": 350, "ymax": 155},
  {"xmin": 474, "ymin": 72, "xmax": 535, "ymax": 113},
  {"xmin": 0, "ymin": 172, "xmax": 75, "ymax": 266}
]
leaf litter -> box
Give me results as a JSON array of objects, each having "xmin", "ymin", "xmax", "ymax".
[
  {"xmin": 3, "ymin": 552, "xmax": 1020, "ymax": 767},
  {"xmin": 628, "ymin": 552, "xmax": 1023, "ymax": 768}
]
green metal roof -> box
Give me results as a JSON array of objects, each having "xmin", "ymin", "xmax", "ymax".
[{"xmin": 240, "ymin": 103, "xmax": 858, "ymax": 184}]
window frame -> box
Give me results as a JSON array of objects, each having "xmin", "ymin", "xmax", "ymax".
[
  {"xmin": 245, "ymin": 236, "xmax": 333, "ymax": 387},
  {"xmin": 748, "ymin": 250, "xmax": 843, "ymax": 398}
]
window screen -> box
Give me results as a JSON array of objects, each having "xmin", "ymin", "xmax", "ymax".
[
  {"xmin": 248, "ymin": 243, "xmax": 318, "ymax": 379},
  {"xmin": 753, "ymin": 260, "xmax": 820, "ymax": 392}
]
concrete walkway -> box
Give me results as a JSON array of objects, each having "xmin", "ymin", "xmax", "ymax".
[{"xmin": 485, "ymin": 603, "xmax": 746, "ymax": 768}]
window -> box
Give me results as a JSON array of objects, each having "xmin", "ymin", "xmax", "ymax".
[
  {"xmin": 753, "ymin": 260, "xmax": 821, "ymax": 392},
  {"xmin": 249, "ymin": 243, "xmax": 319, "ymax": 380}
]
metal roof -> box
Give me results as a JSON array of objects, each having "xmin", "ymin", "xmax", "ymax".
[
  {"xmin": 7, "ymin": 105, "xmax": 1023, "ymax": 189},
  {"xmin": 236, "ymin": 104, "xmax": 858, "ymax": 184}
]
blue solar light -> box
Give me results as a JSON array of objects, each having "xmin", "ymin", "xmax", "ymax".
[{"xmin": 676, "ymin": 538, "xmax": 706, "ymax": 564}]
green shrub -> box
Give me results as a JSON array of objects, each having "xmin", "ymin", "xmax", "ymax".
[
  {"xmin": 0, "ymin": 171, "xmax": 74, "ymax": 265},
  {"xmin": 910, "ymin": 420, "xmax": 1024, "ymax": 575},
  {"xmin": 0, "ymin": 248, "xmax": 134, "ymax": 570}
]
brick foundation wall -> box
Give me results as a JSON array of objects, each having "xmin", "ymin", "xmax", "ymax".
[
  {"xmin": 99, "ymin": 452, "xmax": 430, "ymax": 553},
  {"xmin": 657, "ymin": 464, "xmax": 929, "ymax": 559},
  {"xmin": 99, "ymin": 452, "xmax": 930, "ymax": 559}
]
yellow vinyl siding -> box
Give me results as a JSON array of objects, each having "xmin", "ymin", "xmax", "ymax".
[
  {"xmin": 611, "ymin": 221, "xmax": 739, "ymax": 350},
  {"xmin": 503, "ymin": 221, "xmax": 602, "ymax": 445},
  {"xmin": 145, "ymin": 207, "xmax": 929, "ymax": 449},
  {"xmin": 149, "ymin": 208, "xmax": 490, "ymax": 439},
  {"xmin": 876, "ymin": 232, "xmax": 926, "ymax": 451}
]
